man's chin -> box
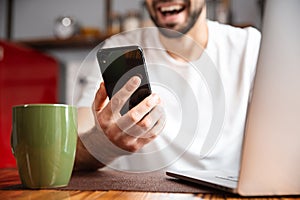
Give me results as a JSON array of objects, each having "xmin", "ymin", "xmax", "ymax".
[
  {"xmin": 158, "ymin": 27, "xmax": 185, "ymax": 38},
  {"xmin": 149, "ymin": 16, "xmax": 189, "ymax": 38},
  {"xmin": 159, "ymin": 27, "xmax": 190, "ymax": 38}
]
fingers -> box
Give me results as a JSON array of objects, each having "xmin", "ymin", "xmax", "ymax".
[
  {"xmin": 95, "ymin": 76, "xmax": 142, "ymax": 133},
  {"xmin": 103, "ymin": 104, "xmax": 166, "ymax": 153},
  {"xmin": 122, "ymin": 109, "xmax": 166, "ymax": 152},
  {"xmin": 137, "ymin": 111, "xmax": 166, "ymax": 144},
  {"xmin": 102, "ymin": 76, "xmax": 141, "ymax": 116},
  {"xmin": 123, "ymin": 104, "xmax": 164, "ymax": 138},
  {"xmin": 116, "ymin": 93, "xmax": 160, "ymax": 131}
]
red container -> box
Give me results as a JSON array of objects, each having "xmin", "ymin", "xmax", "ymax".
[{"xmin": 0, "ymin": 40, "xmax": 59, "ymax": 168}]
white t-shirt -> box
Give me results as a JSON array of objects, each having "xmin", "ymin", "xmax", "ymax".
[{"xmin": 77, "ymin": 20, "xmax": 261, "ymax": 174}]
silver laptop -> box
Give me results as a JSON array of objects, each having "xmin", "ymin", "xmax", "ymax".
[{"xmin": 166, "ymin": 0, "xmax": 300, "ymax": 196}]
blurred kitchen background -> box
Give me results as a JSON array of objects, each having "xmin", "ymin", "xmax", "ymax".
[
  {"xmin": 0, "ymin": 0, "xmax": 265, "ymax": 168},
  {"xmin": 0, "ymin": 0, "xmax": 265, "ymax": 103}
]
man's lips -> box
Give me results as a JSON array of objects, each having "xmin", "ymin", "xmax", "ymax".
[
  {"xmin": 158, "ymin": 3, "xmax": 186, "ymax": 16},
  {"xmin": 155, "ymin": 3, "xmax": 186, "ymax": 16},
  {"xmin": 155, "ymin": 2, "xmax": 187, "ymax": 25}
]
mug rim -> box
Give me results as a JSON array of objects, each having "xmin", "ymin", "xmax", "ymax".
[{"xmin": 12, "ymin": 104, "xmax": 76, "ymax": 109}]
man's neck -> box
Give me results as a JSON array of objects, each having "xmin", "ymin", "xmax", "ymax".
[{"xmin": 159, "ymin": 6, "xmax": 208, "ymax": 62}]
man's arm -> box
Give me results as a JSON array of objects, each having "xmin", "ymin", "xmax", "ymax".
[
  {"xmin": 74, "ymin": 135, "xmax": 105, "ymax": 171},
  {"xmin": 73, "ymin": 107, "xmax": 105, "ymax": 171}
]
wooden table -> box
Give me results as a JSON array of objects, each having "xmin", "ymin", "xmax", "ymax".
[{"xmin": 0, "ymin": 168, "xmax": 296, "ymax": 200}]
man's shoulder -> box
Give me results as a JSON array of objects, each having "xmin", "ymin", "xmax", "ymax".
[
  {"xmin": 208, "ymin": 20, "xmax": 260, "ymax": 36},
  {"xmin": 207, "ymin": 20, "xmax": 261, "ymax": 49}
]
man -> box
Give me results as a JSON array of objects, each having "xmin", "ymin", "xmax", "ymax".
[{"xmin": 74, "ymin": 0, "xmax": 261, "ymax": 174}]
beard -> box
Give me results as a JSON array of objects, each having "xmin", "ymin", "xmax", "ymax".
[{"xmin": 146, "ymin": 0, "xmax": 204, "ymax": 38}]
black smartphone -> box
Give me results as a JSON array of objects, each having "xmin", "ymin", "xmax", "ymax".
[{"xmin": 97, "ymin": 45, "xmax": 152, "ymax": 115}]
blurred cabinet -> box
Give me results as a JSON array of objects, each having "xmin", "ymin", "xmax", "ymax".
[
  {"xmin": 0, "ymin": 40, "xmax": 59, "ymax": 168},
  {"xmin": 6, "ymin": 0, "xmax": 113, "ymax": 49},
  {"xmin": 207, "ymin": 0, "xmax": 231, "ymax": 24}
]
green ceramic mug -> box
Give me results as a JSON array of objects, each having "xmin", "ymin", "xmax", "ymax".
[{"xmin": 11, "ymin": 104, "xmax": 77, "ymax": 189}]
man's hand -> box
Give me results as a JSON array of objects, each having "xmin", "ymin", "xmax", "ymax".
[{"xmin": 93, "ymin": 76, "xmax": 166, "ymax": 152}]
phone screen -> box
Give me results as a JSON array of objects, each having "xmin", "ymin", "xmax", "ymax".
[{"xmin": 97, "ymin": 46, "xmax": 152, "ymax": 114}]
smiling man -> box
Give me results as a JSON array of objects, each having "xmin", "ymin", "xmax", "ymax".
[
  {"xmin": 147, "ymin": 0, "xmax": 204, "ymax": 37},
  {"xmin": 74, "ymin": 0, "xmax": 261, "ymax": 174}
]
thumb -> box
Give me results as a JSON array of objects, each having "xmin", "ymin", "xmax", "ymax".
[{"xmin": 94, "ymin": 82, "xmax": 108, "ymax": 112}]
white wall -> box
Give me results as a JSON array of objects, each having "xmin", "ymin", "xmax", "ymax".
[
  {"xmin": 230, "ymin": 0, "xmax": 262, "ymax": 29},
  {"xmin": 0, "ymin": 0, "xmax": 7, "ymax": 38}
]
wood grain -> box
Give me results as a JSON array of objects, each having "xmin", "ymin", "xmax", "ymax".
[{"xmin": 0, "ymin": 168, "xmax": 297, "ymax": 200}]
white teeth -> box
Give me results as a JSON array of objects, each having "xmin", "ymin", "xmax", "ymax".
[{"xmin": 160, "ymin": 5, "xmax": 183, "ymax": 12}]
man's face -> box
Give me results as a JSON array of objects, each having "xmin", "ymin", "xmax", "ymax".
[{"xmin": 145, "ymin": 0, "xmax": 205, "ymax": 38}]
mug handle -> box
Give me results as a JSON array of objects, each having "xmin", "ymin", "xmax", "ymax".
[{"xmin": 10, "ymin": 130, "xmax": 15, "ymax": 156}]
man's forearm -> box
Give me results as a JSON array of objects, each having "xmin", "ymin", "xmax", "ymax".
[{"xmin": 73, "ymin": 136, "xmax": 105, "ymax": 171}]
